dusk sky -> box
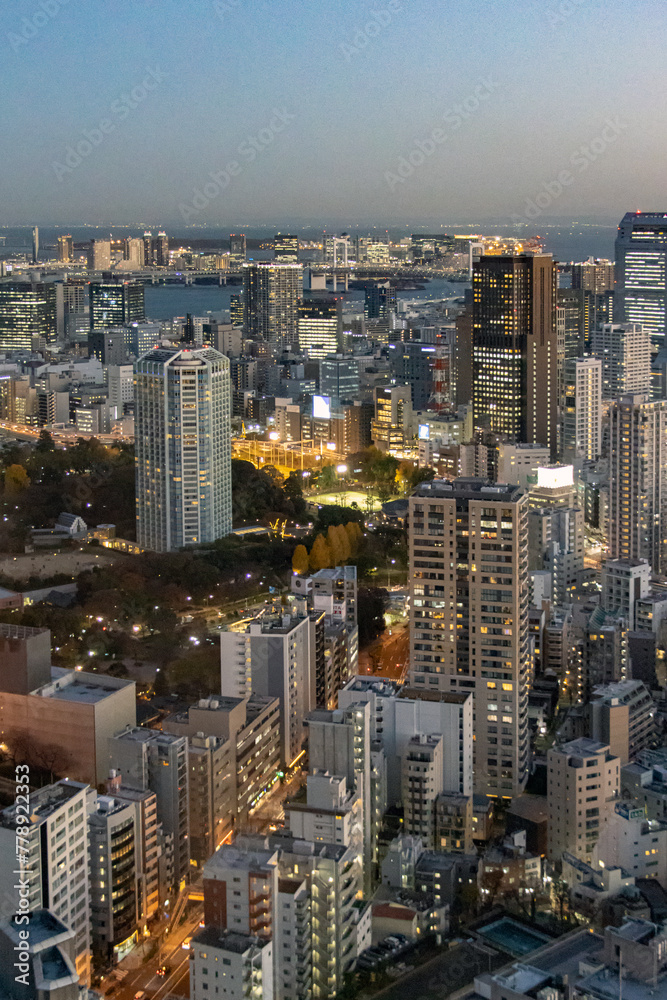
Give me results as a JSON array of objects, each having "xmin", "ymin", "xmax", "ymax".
[{"xmin": 1, "ymin": 0, "xmax": 665, "ymax": 227}]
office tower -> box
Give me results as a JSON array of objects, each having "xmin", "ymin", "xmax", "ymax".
[
  {"xmin": 0, "ymin": 780, "xmax": 91, "ymax": 982},
  {"xmin": 298, "ymin": 297, "xmax": 341, "ymax": 358},
  {"xmin": 411, "ymin": 234, "xmax": 455, "ymax": 262},
  {"xmin": 557, "ymin": 287, "xmax": 587, "ymax": 364},
  {"xmin": 609, "ymin": 394, "xmax": 667, "ymax": 573},
  {"xmin": 57, "ymin": 234, "xmax": 73, "ymax": 263},
  {"xmin": 274, "ymin": 232, "xmax": 299, "ymax": 260},
  {"xmin": 134, "ymin": 346, "xmax": 231, "ymax": 551},
  {"xmin": 229, "ymin": 232, "xmax": 247, "ymax": 260},
  {"xmin": 408, "ymin": 479, "xmax": 529, "ymax": 799},
  {"xmin": 153, "ymin": 230, "xmax": 169, "ymax": 267},
  {"xmin": 562, "ymin": 357, "xmax": 602, "ymax": 463},
  {"xmin": 571, "ymin": 257, "xmax": 615, "ymax": 295},
  {"xmin": 590, "ymin": 679, "xmax": 656, "ymax": 763},
  {"xmin": 364, "ymin": 281, "xmax": 397, "ymax": 319},
  {"xmin": 0, "ymin": 281, "xmax": 57, "ymax": 352},
  {"xmin": 529, "ymin": 505, "xmax": 584, "ymax": 606},
  {"xmin": 472, "ymin": 253, "xmax": 558, "ymax": 458},
  {"xmin": 243, "ymin": 261, "xmax": 302, "ymax": 347},
  {"xmin": 106, "ymin": 773, "xmax": 161, "ymax": 922},
  {"xmin": 601, "ymin": 558, "xmax": 651, "ymax": 630},
  {"xmin": 89, "ymin": 281, "xmax": 145, "ymax": 330},
  {"xmin": 32, "ymin": 225, "xmax": 39, "ymax": 263},
  {"xmin": 220, "ymin": 611, "xmax": 316, "ymax": 767},
  {"xmin": 319, "ymin": 354, "xmax": 359, "ymax": 400},
  {"xmin": 547, "ymin": 738, "xmax": 620, "ymax": 863},
  {"xmin": 389, "ymin": 339, "xmax": 435, "ymax": 410},
  {"xmin": 142, "ymin": 231, "xmax": 153, "ymax": 265},
  {"xmin": 455, "ymin": 297, "xmax": 473, "ymax": 406},
  {"xmin": 107, "ymin": 363, "xmax": 134, "ymax": 415},
  {"xmin": 371, "ymin": 384, "xmax": 411, "ymax": 452},
  {"xmin": 590, "ymin": 322, "xmax": 652, "ymax": 397},
  {"xmin": 87, "ymin": 238, "xmax": 111, "ymax": 270},
  {"xmin": 122, "ymin": 237, "xmax": 144, "ymax": 268},
  {"xmin": 89, "ymin": 329, "xmax": 129, "ymax": 365},
  {"xmin": 88, "ymin": 795, "xmax": 138, "ymax": 964},
  {"xmin": 109, "ymin": 728, "xmax": 189, "ymax": 895},
  {"xmin": 615, "ymin": 212, "xmax": 667, "ymax": 338}
]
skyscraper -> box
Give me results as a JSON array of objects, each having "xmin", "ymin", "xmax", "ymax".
[
  {"xmin": 274, "ymin": 233, "xmax": 299, "ymax": 261},
  {"xmin": 408, "ymin": 478, "xmax": 530, "ymax": 799},
  {"xmin": 320, "ymin": 354, "xmax": 359, "ymax": 400},
  {"xmin": 0, "ymin": 282, "xmax": 57, "ymax": 352},
  {"xmin": 242, "ymin": 261, "xmax": 302, "ymax": 347},
  {"xmin": 472, "ymin": 253, "xmax": 558, "ymax": 458},
  {"xmin": 364, "ymin": 281, "xmax": 397, "ymax": 319},
  {"xmin": 608, "ymin": 393, "xmax": 667, "ymax": 574},
  {"xmin": 298, "ymin": 297, "xmax": 341, "ymax": 358},
  {"xmin": 32, "ymin": 226, "xmax": 39, "ymax": 263},
  {"xmin": 122, "ymin": 237, "xmax": 144, "ymax": 268},
  {"xmin": 562, "ymin": 357, "xmax": 602, "ymax": 463},
  {"xmin": 57, "ymin": 234, "xmax": 73, "ymax": 263},
  {"xmin": 134, "ymin": 346, "xmax": 232, "ymax": 551},
  {"xmin": 591, "ymin": 322, "xmax": 652, "ymax": 397},
  {"xmin": 142, "ymin": 231, "xmax": 153, "ymax": 265},
  {"xmin": 615, "ymin": 212, "xmax": 667, "ymax": 338},
  {"xmin": 89, "ymin": 281, "xmax": 145, "ymax": 331},
  {"xmin": 87, "ymin": 238, "xmax": 111, "ymax": 270},
  {"xmin": 229, "ymin": 233, "xmax": 247, "ymax": 261},
  {"xmin": 153, "ymin": 231, "xmax": 169, "ymax": 267}
]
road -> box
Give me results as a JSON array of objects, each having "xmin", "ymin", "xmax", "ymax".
[
  {"xmin": 102, "ymin": 903, "xmax": 202, "ymax": 1000},
  {"xmin": 359, "ymin": 623, "xmax": 410, "ymax": 682}
]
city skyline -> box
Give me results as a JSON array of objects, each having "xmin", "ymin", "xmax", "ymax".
[{"xmin": 1, "ymin": 0, "xmax": 665, "ymax": 225}]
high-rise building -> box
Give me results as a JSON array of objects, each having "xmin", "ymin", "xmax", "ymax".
[
  {"xmin": 319, "ymin": 354, "xmax": 359, "ymax": 400},
  {"xmin": 242, "ymin": 261, "xmax": 302, "ymax": 346},
  {"xmin": 109, "ymin": 728, "xmax": 190, "ymax": 895},
  {"xmin": 230, "ymin": 293, "xmax": 243, "ymax": 327},
  {"xmin": 57, "ymin": 234, "xmax": 73, "ymax": 263},
  {"xmin": 87, "ymin": 795, "xmax": 138, "ymax": 964},
  {"xmin": 0, "ymin": 281, "xmax": 57, "ymax": 352},
  {"xmin": 134, "ymin": 346, "xmax": 232, "ymax": 551},
  {"xmin": 153, "ymin": 231, "xmax": 169, "ymax": 267},
  {"xmin": 570, "ymin": 257, "xmax": 615, "ymax": 295},
  {"xmin": 274, "ymin": 233, "xmax": 299, "ymax": 261},
  {"xmin": 122, "ymin": 237, "xmax": 144, "ymax": 268},
  {"xmin": 298, "ymin": 297, "xmax": 341, "ymax": 357},
  {"xmin": 389, "ymin": 339, "xmax": 435, "ymax": 411},
  {"xmin": 608, "ymin": 394, "xmax": 667, "ymax": 574},
  {"xmin": 408, "ymin": 479, "xmax": 530, "ymax": 799},
  {"xmin": 615, "ymin": 212, "xmax": 667, "ymax": 338},
  {"xmin": 590, "ymin": 322, "xmax": 652, "ymax": 397},
  {"xmin": 0, "ymin": 780, "xmax": 91, "ymax": 983},
  {"xmin": 472, "ymin": 253, "xmax": 558, "ymax": 458},
  {"xmin": 562, "ymin": 357, "xmax": 602, "ymax": 463},
  {"xmin": 547, "ymin": 738, "xmax": 620, "ymax": 863},
  {"xmin": 601, "ymin": 558, "xmax": 651, "ymax": 631},
  {"xmin": 32, "ymin": 226, "xmax": 39, "ymax": 263},
  {"xmin": 229, "ymin": 233, "xmax": 247, "ymax": 261},
  {"xmin": 87, "ymin": 238, "xmax": 111, "ymax": 270},
  {"xmin": 364, "ymin": 282, "xmax": 397, "ymax": 319},
  {"xmin": 89, "ymin": 281, "xmax": 145, "ymax": 331},
  {"xmin": 142, "ymin": 231, "xmax": 153, "ymax": 265}
]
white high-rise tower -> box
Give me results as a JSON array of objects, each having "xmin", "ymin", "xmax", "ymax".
[{"xmin": 135, "ymin": 346, "xmax": 232, "ymax": 551}]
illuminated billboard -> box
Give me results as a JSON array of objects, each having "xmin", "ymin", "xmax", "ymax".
[
  {"xmin": 313, "ymin": 395, "xmax": 331, "ymax": 420},
  {"xmin": 536, "ymin": 465, "xmax": 574, "ymax": 489},
  {"xmin": 419, "ymin": 424, "xmax": 430, "ymax": 440}
]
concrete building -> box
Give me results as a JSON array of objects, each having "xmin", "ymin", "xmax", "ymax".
[
  {"xmin": 601, "ymin": 559, "xmax": 651, "ymax": 631},
  {"xmin": 191, "ymin": 928, "xmax": 273, "ymax": 1000},
  {"xmin": 203, "ymin": 842, "xmax": 279, "ymax": 940},
  {"xmin": 87, "ymin": 794, "xmax": 139, "ymax": 965},
  {"xmin": 319, "ymin": 354, "xmax": 359, "ymax": 400},
  {"xmin": 594, "ymin": 801, "xmax": 667, "ymax": 886},
  {"xmin": 528, "ymin": 505, "xmax": 584, "ymax": 606},
  {"xmin": 186, "ymin": 734, "xmax": 235, "ymax": 868},
  {"xmin": 0, "ymin": 911, "xmax": 80, "ymax": 1000},
  {"xmin": 220, "ymin": 613, "xmax": 315, "ymax": 768},
  {"xmin": 109, "ymin": 728, "xmax": 189, "ymax": 895},
  {"xmin": 134, "ymin": 346, "xmax": 232, "ymax": 552},
  {"xmin": 608, "ymin": 394, "xmax": 667, "ymax": 574},
  {"xmin": 105, "ymin": 773, "xmax": 162, "ymax": 923},
  {"xmin": 590, "ymin": 680, "xmax": 656, "ymax": 764},
  {"xmin": 401, "ymin": 734, "xmax": 444, "ymax": 847},
  {"xmin": 591, "ymin": 322, "xmax": 652, "ymax": 397},
  {"xmin": 408, "ymin": 479, "xmax": 530, "ymax": 799},
  {"xmin": 243, "ymin": 261, "xmax": 302, "ymax": 348},
  {"xmin": 0, "ymin": 780, "xmax": 91, "ymax": 983},
  {"xmin": 547, "ymin": 738, "xmax": 620, "ymax": 864},
  {"xmin": 562, "ymin": 357, "xmax": 602, "ymax": 463},
  {"xmin": 496, "ymin": 443, "xmax": 551, "ymax": 489}
]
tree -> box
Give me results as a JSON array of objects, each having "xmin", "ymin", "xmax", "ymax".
[
  {"xmin": 35, "ymin": 430, "xmax": 55, "ymax": 453},
  {"xmin": 292, "ymin": 544, "xmax": 309, "ymax": 575},
  {"xmin": 309, "ymin": 534, "xmax": 332, "ymax": 571},
  {"xmin": 357, "ymin": 587, "xmax": 387, "ymax": 646},
  {"xmin": 345, "ymin": 521, "xmax": 363, "ymax": 555},
  {"xmin": 327, "ymin": 525, "xmax": 343, "ymax": 565},
  {"xmin": 4, "ymin": 464, "xmax": 30, "ymax": 494},
  {"xmin": 334, "ymin": 523, "xmax": 351, "ymax": 562}
]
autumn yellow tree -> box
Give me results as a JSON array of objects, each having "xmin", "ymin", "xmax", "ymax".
[
  {"xmin": 344, "ymin": 521, "xmax": 363, "ymax": 555},
  {"xmin": 327, "ymin": 525, "xmax": 343, "ymax": 565},
  {"xmin": 292, "ymin": 544, "xmax": 310, "ymax": 575},
  {"xmin": 309, "ymin": 533, "xmax": 332, "ymax": 571},
  {"xmin": 4, "ymin": 464, "xmax": 30, "ymax": 494},
  {"xmin": 334, "ymin": 523, "xmax": 351, "ymax": 562}
]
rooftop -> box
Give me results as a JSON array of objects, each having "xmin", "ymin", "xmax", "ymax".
[
  {"xmin": 412, "ymin": 477, "xmax": 523, "ymax": 502},
  {"xmin": 33, "ymin": 667, "xmax": 133, "ymax": 702},
  {"xmin": 193, "ymin": 926, "xmax": 268, "ymax": 954}
]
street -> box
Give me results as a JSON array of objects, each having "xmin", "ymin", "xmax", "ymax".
[{"xmin": 359, "ymin": 622, "xmax": 410, "ymax": 682}]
